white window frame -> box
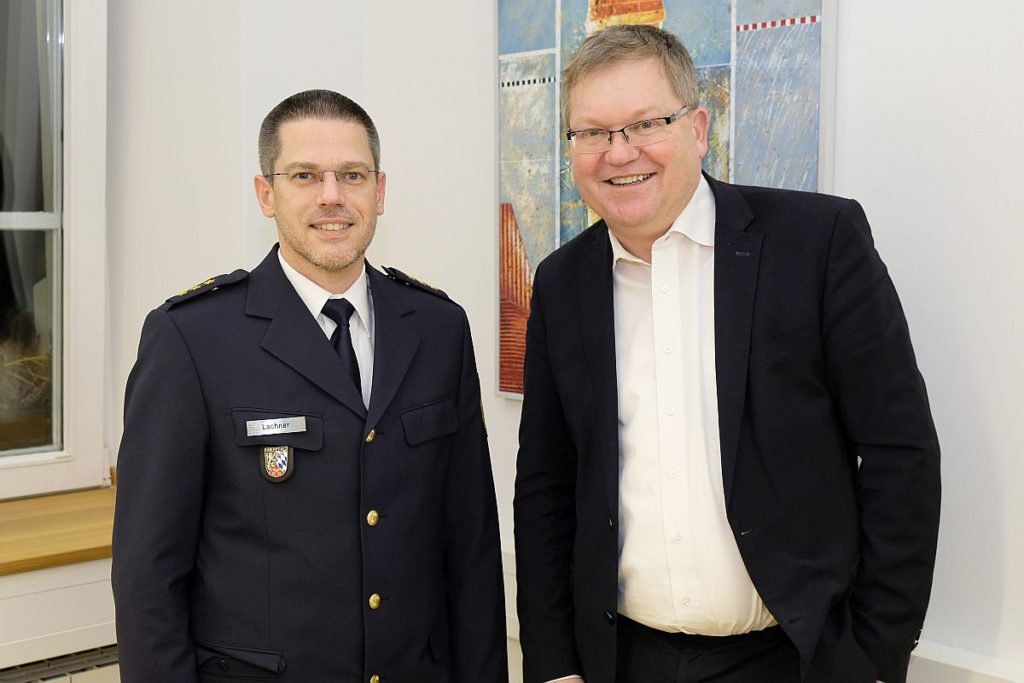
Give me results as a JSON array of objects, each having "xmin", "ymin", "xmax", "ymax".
[{"xmin": 0, "ymin": 0, "xmax": 108, "ymax": 499}]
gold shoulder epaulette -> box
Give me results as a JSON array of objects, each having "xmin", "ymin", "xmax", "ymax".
[
  {"xmin": 165, "ymin": 269, "xmax": 249, "ymax": 307},
  {"xmin": 383, "ymin": 266, "xmax": 450, "ymax": 301}
]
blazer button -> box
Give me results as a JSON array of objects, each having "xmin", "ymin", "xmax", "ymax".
[
  {"xmin": 604, "ymin": 611, "xmax": 615, "ymax": 624},
  {"xmin": 370, "ymin": 676, "xmax": 381, "ymax": 683},
  {"xmin": 216, "ymin": 658, "xmax": 229, "ymax": 671},
  {"xmin": 365, "ymin": 428, "xmax": 377, "ymax": 444},
  {"xmin": 369, "ymin": 592, "xmax": 382, "ymax": 609},
  {"xmin": 367, "ymin": 509, "xmax": 380, "ymax": 526}
]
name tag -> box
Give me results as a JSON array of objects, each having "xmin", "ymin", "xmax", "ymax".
[{"xmin": 246, "ymin": 416, "xmax": 307, "ymax": 437}]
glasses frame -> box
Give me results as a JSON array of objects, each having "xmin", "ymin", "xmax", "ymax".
[
  {"xmin": 265, "ymin": 168, "xmax": 382, "ymax": 185},
  {"xmin": 565, "ymin": 106, "xmax": 692, "ymax": 153}
]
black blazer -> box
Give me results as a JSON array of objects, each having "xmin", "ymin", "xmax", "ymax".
[
  {"xmin": 113, "ymin": 247, "xmax": 507, "ymax": 683},
  {"xmin": 514, "ymin": 175, "xmax": 940, "ymax": 683}
]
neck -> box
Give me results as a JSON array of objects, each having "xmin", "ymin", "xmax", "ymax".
[
  {"xmin": 317, "ymin": 265, "xmax": 364, "ymax": 295},
  {"xmin": 611, "ymin": 232, "xmax": 657, "ymax": 263},
  {"xmin": 279, "ymin": 247, "xmax": 364, "ymax": 295}
]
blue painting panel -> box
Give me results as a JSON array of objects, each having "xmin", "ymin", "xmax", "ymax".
[
  {"xmin": 698, "ymin": 65, "xmax": 730, "ymax": 181},
  {"xmin": 736, "ymin": 0, "xmax": 821, "ymax": 24},
  {"xmin": 558, "ymin": 0, "xmax": 589, "ymax": 243},
  {"xmin": 560, "ymin": 0, "xmax": 589, "ymax": 72},
  {"xmin": 560, "ymin": 155, "xmax": 587, "ymax": 245},
  {"xmin": 662, "ymin": 0, "xmax": 732, "ymax": 68},
  {"xmin": 500, "ymin": 53, "xmax": 559, "ymax": 268},
  {"xmin": 499, "ymin": 0, "xmax": 558, "ymax": 54},
  {"xmin": 733, "ymin": 23, "xmax": 820, "ymax": 191}
]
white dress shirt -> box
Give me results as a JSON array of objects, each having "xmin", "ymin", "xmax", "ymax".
[
  {"xmin": 278, "ymin": 252, "xmax": 375, "ymax": 407},
  {"xmin": 612, "ymin": 177, "xmax": 776, "ymax": 636}
]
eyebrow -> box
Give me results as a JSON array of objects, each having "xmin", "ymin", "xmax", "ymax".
[
  {"xmin": 572, "ymin": 107, "xmax": 676, "ymax": 129},
  {"xmin": 279, "ymin": 161, "xmax": 376, "ymax": 172}
]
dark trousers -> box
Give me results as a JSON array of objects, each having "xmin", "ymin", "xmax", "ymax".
[{"xmin": 615, "ymin": 615, "xmax": 801, "ymax": 683}]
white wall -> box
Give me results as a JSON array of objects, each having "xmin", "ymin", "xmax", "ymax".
[
  {"xmin": 833, "ymin": 2, "xmax": 1024, "ymax": 677},
  {"xmin": 104, "ymin": 1, "xmax": 1024, "ymax": 679}
]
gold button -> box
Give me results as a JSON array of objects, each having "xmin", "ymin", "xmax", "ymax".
[
  {"xmin": 365, "ymin": 428, "xmax": 376, "ymax": 444},
  {"xmin": 370, "ymin": 676, "xmax": 380, "ymax": 683},
  {"xmin": 366, "ymin": 510, "xmax": 380, "ymax": 527},
  {"xmin": 369, "ymin": 593, "xmax": 381, "ymax": 609}
]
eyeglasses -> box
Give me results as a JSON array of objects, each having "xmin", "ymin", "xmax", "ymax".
[
  {"xmin": 266, "ymin": 167, "xmax": 381, "ymax": 189},
  {"xmin": 566, "ymin": 107, "xmax": 692, "ymax": 153}
]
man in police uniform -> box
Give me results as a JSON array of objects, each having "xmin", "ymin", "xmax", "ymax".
[{"xmin": 112, "ymin": 89, "xmax": 507, "ymax": 682}]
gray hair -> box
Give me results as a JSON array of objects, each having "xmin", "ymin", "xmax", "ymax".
[
  {"xmin": 561, "ymin": 24, "xmax": 699, "ymax": 126},
  {"xmin": 258, "ymin": 89, "xmax": 381, "ymax": 176}
]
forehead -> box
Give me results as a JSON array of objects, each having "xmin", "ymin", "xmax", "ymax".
[
  {"xmin": 276, "ymin": 117, "xmax": 373, "ymax": 165},
  {"xmin": 569, "ymin": 57, "xmax": 676, "ymax": 125}
]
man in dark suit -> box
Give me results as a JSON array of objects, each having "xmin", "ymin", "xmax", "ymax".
[
  {"xmin": 514, "ymin": 26, "xmax": 939, "ymax": 683},
  {"xmin": 112, "ymin": 89, "xmax": 507, "ymax": 682}
]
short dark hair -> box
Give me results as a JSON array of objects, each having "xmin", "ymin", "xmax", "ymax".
[
  {"xmin": 258, "ymin": 89, "xmax": 381, "ymax": 176},
  {"xmin": 561, "ymin": 24, "xmax": 698, "ymax": 127}
]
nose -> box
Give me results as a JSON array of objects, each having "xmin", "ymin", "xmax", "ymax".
[
  {"xmin": 604, "ymin": 130, "xmax": 640, "ymax": 165},
  {"xmin": 316, "ymin": 171, "xmax": 346, "ymax": 205}
]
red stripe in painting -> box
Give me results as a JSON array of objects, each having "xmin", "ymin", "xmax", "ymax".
[{"xmin": 736, "ymin": 15, "xmax": 820, "ymax": 32}]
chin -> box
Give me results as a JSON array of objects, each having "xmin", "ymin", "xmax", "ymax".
[{"xmin": 606, "ymin": 204, "xmax": 659, "ymax": 228}]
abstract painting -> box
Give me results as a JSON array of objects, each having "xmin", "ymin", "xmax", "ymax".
[{"xmin": 498, "ymin": 0, "xmax": 832, "ymax": 394}]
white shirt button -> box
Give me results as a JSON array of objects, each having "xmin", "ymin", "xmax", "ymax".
[
  {"xmin": 668, "ymin": 469, "xmax": 678, "ymax": 479},
  {"xmin": 659, "ymin": 283, "xmax": 669, "ymax": 293},
  {"xmin": 673, "ymin": 533, "xmax": 682, "ymax": 543},
  {"xmin": 663, "ymin": 345, "xmax": 673, "ymax": 354},
  {"xmin": 680, "ymin": 596, "xmax": 691, "ymax": 606},
  {"xmin": 666, "ymin": 406, "xmax": 676, "ymax": 415}
]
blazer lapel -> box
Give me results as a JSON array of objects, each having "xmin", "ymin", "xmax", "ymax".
[
  {"xmin": 708, "ymin": 176, "xmax": 761, "ymax": 506},
  {"xmin": 574, "ymin": 225, "xmax": 620, "ymax": 517},
  {"xmin": 364, "ymin": 265, "xmax": 420, "ymax": 431},
  {"xmin": 246, "ymin": 248, "xmax": 368, "ymax": 419}
]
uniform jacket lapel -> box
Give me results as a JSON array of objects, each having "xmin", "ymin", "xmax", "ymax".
[
  {"xmin": 364, "ymin": 265, "xmax": 420, "ymax": 430},
  {"xmin": 245, "ymin": 247, "xmax": 368, "ymax": 419},
  {"xmin": 574, "ymin": 226, "xmax": 620, "ymax": 518},
  {"xmin": 707, "ymin": 175, "xmax": 761, "ymax": 506}
]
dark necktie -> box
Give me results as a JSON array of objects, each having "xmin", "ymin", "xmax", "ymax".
[{"xmin": 322, "ymin": 298, "xmax": 362, "ymax": 394}]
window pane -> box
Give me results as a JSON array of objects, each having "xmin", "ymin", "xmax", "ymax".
[
  {"xmin": 0, "ymin": 229, "xmax": 60, "ymax": 454},
  {"xmin": 0, "ymin": 0, "xmax": 60, "ymax": 213}
]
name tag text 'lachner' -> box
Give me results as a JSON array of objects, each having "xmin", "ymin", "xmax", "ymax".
[{"xmin": 246, "ymin": 416, "xmax": 307, "ymax": 437}]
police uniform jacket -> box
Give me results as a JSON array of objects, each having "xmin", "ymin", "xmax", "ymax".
[{"xmin": 112, "ymin": 246, "xmax": 507, "ymax": 683}]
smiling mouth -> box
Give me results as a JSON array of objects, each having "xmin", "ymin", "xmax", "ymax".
[
  {"xmin": 607, "ymin": 173, "xmax": 653, "ymax": 186},
  {"xmin": 311, "ymin": 222, "xmax": 352, "ymax": 231}
]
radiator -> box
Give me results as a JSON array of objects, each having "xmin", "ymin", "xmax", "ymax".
[{"xmin": 0, "ymin": 646, "xmax": 117, "ymax": 682}]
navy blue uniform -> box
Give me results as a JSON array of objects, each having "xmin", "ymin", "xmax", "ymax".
[{"xmin": 113, "ymin": 246, "xmax": 506, "ymax": 682}]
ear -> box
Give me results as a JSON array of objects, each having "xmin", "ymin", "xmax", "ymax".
[
  {"xmin": 690, "ymin": 107, "xmax": 710, "ymax": 159},
  {"xmin": 254, "ymin": 174, "xmax": 276, "ymax": 218},
  {"xmin": 375, "ymin": 171, "xmax": 387, "ymax": 216}
]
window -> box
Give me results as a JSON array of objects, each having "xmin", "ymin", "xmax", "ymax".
[
  {"xmin": 1, "ymin": 0, "xmax": 63, "ymax": 458},
  {"xmin": 0, "ymin": 0, "xmax": 107, "ymax": 499}
]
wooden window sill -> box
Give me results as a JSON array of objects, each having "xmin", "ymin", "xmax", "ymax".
[{"xmin": 0, "ymin": 487, "xmax": 115, "ymax": 577}]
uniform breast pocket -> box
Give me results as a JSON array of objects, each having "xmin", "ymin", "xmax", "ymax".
[
  {"xmin": 232, "ymin": 408, "xmax": 324, "ymax": 482},
  {"xmin": 401, "ymin": 399, "xmax": 458, "ymax": 447},
  {"xmin": 232, "ymin": 408, "xmax": 324, "ymax": 450}
]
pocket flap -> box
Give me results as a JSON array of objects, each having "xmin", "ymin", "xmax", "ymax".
[
  {"xmin": 400, "ymin": 399, "xmax": 458, "ymax": 446},
  {"xmin": 233, "ymin": 408, "xmax": 323, "ymax": 450},
  {"xmin": 749, "ymin": 324, "xmax": 817, "ymax": 371},
  {"xmin": 195, "ymin": 640, "xmax": 286, "ymax": 673}
]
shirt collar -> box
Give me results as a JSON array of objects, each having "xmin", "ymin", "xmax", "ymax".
[
  {"xmin": 608, "ymin": 175, "xmax": 716, "ymax": 267},
  {"xmin": 277, "ymin": 249, "xmax": 371, "ymax": 333}
]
